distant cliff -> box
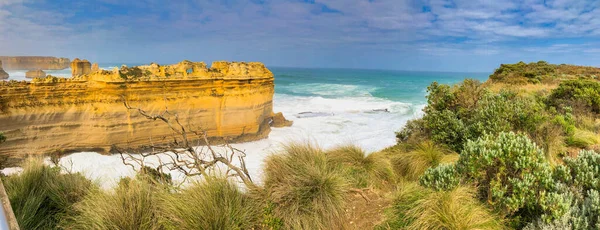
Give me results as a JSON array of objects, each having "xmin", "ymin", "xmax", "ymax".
[
  {"xmin": 0, "ymin": 61, "xmax": 8, "ymax": 79},
  {"xmin": 0, "ymin": 56, "xmax": 70, "ymax": 70},
  {"xmin": 0, "ymin": 60, "xmax": 289, "ymax": 157}
]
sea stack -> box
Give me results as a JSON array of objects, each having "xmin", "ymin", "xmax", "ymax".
[
  {"xmin": 25, "ymin": 69, "xmax": 46, "ymax": 78},
  {"xmin": 0, "ymin": 60, "xmax": 8, "ymax": 79},
  {"xmin": 91, "ymin": 62, "xmax": 99, "ymax": 72},
  {"xmin": 71, "ymin": 58, "xmax": 92, "ymax": 77}
]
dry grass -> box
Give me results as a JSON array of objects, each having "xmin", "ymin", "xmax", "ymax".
[
  {"xmin": 61, "ymin": 178, "xmax": 165, "ymax": 230},
  {"xmin": 327, "ymin": 145, "xmax": 396, "ymax": 189},
  {"xmin": 379, "ymin": 183, "xmax": 504, "ymax": 230},
  {"xmin": 263, "ymin": 142, "xmax": 349, "ymax": 229},
  {"xmin": 159, "ymin": 176, "xmax": 260, "ymax": 229},
  {"xmin": 4, "ymin": 158, "xmax": 93, "ymax": 230},
  {"xmin": 484, "ymin": 82, "xmax": 558, "ymax": 97},
  {"xmin": 390, "ymin": 141, "xmax": 458, "ymax": 180},
  {"xmin": 568, "ymin": 128, "xmax": 600, "ymax": 148}
]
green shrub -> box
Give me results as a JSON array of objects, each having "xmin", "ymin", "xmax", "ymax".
[
  {"xmin": 160, "ymin": 176, "xmax": 260, "ymax": 229},
  {"xmin": 4, "ymin": 158, "xmax": 93, "ymax": 230},
  {"xmin": 263, "ymin": 143, "xmax": 349, "ymax": 229},
  {"xmin": 457, "ymin": 132, "xmax": 565, "ymax": 226},
  {"xmin": 390, "ymin": 141, "xmax": 458, "ymax": 180},
  {"xmin": 379, "ymin": 183, "xmax": 503, "ymax": 230},
  {"xmin": 419, "ymin": 163, "xmax": 460, "ymax": 191},
  {"xmin": 0, "ymin": 132, "xmax": 5, "ymax": 143},
  {"xmin": 327, "ymin": 145, "xmax": 396, "ymax": 189},
  {"xmin": 549, "ymin": 80, "xmax": 600, "ymax": 114},
  {"xmin": 62, "ymin": 178, "xmax": 165, "ymax": 229},
  {"xmin": 138, "ymin": 166, "xmax": 172, "ymax": 186},
  {"xmin": 561, "ymin": 150, "xmax": 600, "ymax": 192},
  {"xmin": 422, "ymin": 109, "xmax": 469, "ymax": 151}
]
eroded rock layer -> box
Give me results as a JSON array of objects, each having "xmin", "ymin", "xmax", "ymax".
[
  {"xmin": 0, "ymin": 56, "xmax": 70, "ymax": 70},
  {"xmin": 0, "ymin": 60, "xmax": 279, "ymax": 157}
]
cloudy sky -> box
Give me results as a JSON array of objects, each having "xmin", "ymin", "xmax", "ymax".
[{"xmin": 1, "ymin": 0, "xmax": 599, "ymax": 72}]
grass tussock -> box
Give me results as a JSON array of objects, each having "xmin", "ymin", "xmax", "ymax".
[
  {"xmin": 568, "ymin": 128, "xmax": 600, "ymax": 148},
  {"xmin": 390, "ymin": 141, "xmax": 458, "ymax": 180},
  {"xmin": 263, "ymin": 142, "xmax": 349, "ymax": 229},
  {"xmin": 327, "ymin": 145, "xmax": 396, "ymax": 189},
  {"xmin": 61, "ymin": 178, "xmax": 165, "ymax": 230},
  {"xmin": 379, "ymin": 183, "xmax": 503, "ymax": 230},
  {"xmin": 160, "ymin": 176, "xmax": 259, "ymax": 229},
  {"xmin": 4, "ymin": 158, "xmax": 93, "ymax": 230}
]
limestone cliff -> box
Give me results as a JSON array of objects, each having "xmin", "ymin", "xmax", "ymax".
[
  {"xmin": 0, "ymin": 56, "xmax": 70, "ymax": 70},
  {"xmin": 0, "ymin": 61, "xmax": 8, "ymax": 79},
  {"xmin": 0, "ymin": 60, "xmax": 287, "ymax": 157}
]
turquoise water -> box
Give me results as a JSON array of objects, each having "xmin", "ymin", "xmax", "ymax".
[{"xmin": 273, "ymin": 67, "xmax": 490, "ymax": 105}]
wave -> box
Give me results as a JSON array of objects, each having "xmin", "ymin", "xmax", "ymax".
[{"xmin": 278, "ymin": 83, "xmax": 378, "ymax": 97}]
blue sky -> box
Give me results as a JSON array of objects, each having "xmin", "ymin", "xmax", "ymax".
[{"xmin": 1, "ymin": 0, "xmax": 600, "ymax": 72}]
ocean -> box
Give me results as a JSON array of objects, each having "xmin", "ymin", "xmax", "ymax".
[{"xmin": 3, "ymin": 65, "xmax": 490, "ymax": 188}]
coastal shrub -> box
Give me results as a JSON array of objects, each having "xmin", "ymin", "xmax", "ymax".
[
  {"xmin": 263, "ymin": 143, "xmax": 349, "ymax": 229},
  {"xmin": 560, "ymin": 150, "xmax": 600, "ymax": 192},
  {"xmin": 160, "ymin": 176, "xmax": 260, "ymax": 229},
  {"xmin": 378, "ymin": 183, "xmax": 503, "ymax": 230},
  {"xmin": 327, "ymin": 145, "xmax": 396, "ymax": 189},
  {"xmin": 62, "ymin": 178, "xmax": 165, "ymax": 229},
  {"xmin": 4, "ymin": 158, "xmax": 93, "ymax": 230},
  {"xmin": 457, "ymin": 132, "xmax": 565, "ymax": 226},
  {"xmin": 390, "ymin": 141, "xmax": 458, "ymax": 180},
  {"xmin": 0, "ymin": 132, "xmax": 5, "ymax": 143},
  {"xmin": 419, "ymin": 163, "xmax": 460, "ymax": 191},
  {"xmin": 395, "ymin": 119, "xmax": 427, "ymax": 143},
  {"xmin": 422, "ymin": 109, "xmax": 469, "ymax": 151},
  {"xmin": 549, "ymin": 80, "xmax": 600, "ymax": 114}
]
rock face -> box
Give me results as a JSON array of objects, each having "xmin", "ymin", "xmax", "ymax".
[
  {"xmin": 91, "ymin": 63, "xmax": 99, "ymax": 72},
  {"xmin": 0, "ymin": 60, "xmax": 281, "ymax": 157},
  {"xmin": 270, "ymin": 112, "xmax": 293, "ymax": 127},
  {"xmin": 25, "ymin": 70, "xmax": 46, "ymax": 78},
  {"xmin": 0, "ymin": 56, "xmax": 70, "ymax": 70},
  {"xmin": 71, "ymin": 58, "xmax": 92, "ymax": 77},
  {"xmin": 0, "ymin": 61, "xmax": 8, "ymax": 79}
]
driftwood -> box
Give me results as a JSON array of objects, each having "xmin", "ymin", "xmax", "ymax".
[{"xmin": 114, "ymin": 100, "xmax": 255, "ymax": 188}]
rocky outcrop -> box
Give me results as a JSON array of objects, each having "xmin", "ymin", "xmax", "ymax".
[
  {"xmin": 25, "ymin": 70, "xmax": 46, "ymax": 78},
  {"xmin": 0, "ymin": 61, "xmax": 8, "ymax": 79},
  {"xmin": 0, "ymin": 60, "xmax": 282, "ymax": 157},
  {"xmin": 71, "ymin": 58, "xmax": 92, "ymax": 77},
  {"xmin": 0, "ymin": 56, "xmax": 70, "ymax": 70},
  {"xmin": 270, "ymin": 112, "xmax": 293, "ymax": 127},
  {"xmin": 91, "ymin": 63, "xmax": 99, "ymax": 72}
]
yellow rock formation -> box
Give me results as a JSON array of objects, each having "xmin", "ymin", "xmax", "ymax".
[
  {"xmin": 71, "ymin": 58, "xmax": 92, "ymax": 77},
  {"xmin": 0, "ymin": 61, "xmax": 8, "ymax": 79},
  {"xmin": 0, "ymin": 60, "xmax": 288, "ymax": 157},
  {"xmin": 0, "ymin": 56, "xmax": 70, "ymax": 70},
  {"xmin": 25, "ymin": 70, "xmax": 46, "ymax": 78}
]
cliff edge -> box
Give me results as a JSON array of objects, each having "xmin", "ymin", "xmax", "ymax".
[
  {"xmin": 0, "ymin": 60, "xmax": 290, "ymax": 157},
  {"xmin": 0, "ymin": 56, "xmax": 70, "ymax": 70}
]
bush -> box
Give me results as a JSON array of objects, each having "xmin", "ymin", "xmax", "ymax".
[
  {"xmin": 457, "ymin": 132, "xmax": 565, "ymax": 226},
  {"xmin": 422, "ymin": 109, "xmax": 469, "ymax": 151},
  {"xmin": 62, "ymin": 178, "xmax": 165, "ymax": 229},
  {"xmin": 560, "ymin": 150, "xmax": 600, "ymax": 192},
  {"xmin": 379, "ymin": 183, "xmax": 503, "ymax": 229},
  {"xmin": 160, "ymin": 176, "xmax": 260, "ymax": 229},
  {"xmin": 419, "ymin": 163, "xmax": 460, "ymax": 191},
  {"xmin": 263, "ymin": 143, "xmax": 349, "ymax": 229},
  {"xmin": 549, "ymin": 80, "xmax": 600, "ymax": 114},
  {"xmin": 390, "ymin": 141, "xmax": 458, "ymax": 180},
  {"xmin": 327, "ymin": 145, "xmax": 396, "ymax": 189},
  {"xmin": 4, "ymin": 158, "xmax": 93, "ymax": 230}
]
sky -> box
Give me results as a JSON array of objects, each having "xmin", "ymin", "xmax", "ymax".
[{"xmin": 1, "ymin": 0, "xmax": 600, "ymax": 72}]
